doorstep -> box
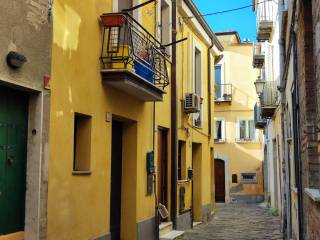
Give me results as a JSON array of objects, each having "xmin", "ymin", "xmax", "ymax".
[
  {"xmin": 0, "ymin": 232, "xmax": 24, "ymax": 240},
  {"xmin": 160, "ymin": 230, "xmax": 184, "ymax": 240}
]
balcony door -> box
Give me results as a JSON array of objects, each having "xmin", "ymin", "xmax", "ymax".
[{"xmin": 214, "ymin": 65, "xmax": 222, "ymax": 99}]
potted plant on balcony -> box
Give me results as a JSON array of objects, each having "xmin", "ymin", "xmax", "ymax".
[{"xmin": 223, "ymin": 93, "xmax": 232, "ymax": 101}]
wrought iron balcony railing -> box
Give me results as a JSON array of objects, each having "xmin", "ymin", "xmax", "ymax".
[
  {"xmin": 99, "ymin": 13, "xmax": 169, "ymax": 101},
  {"xmin": 214, "ymin": 84, "xmax": 232, "ymax": 102},
  {"xmin": 254, "ymin": 103, "xmax": 267, "ymax": 129},
  {"xmin": 252, "ymin": 43, "xmax": 265, "ymax": 68},
  {"xmin": 255, "ymin": 0, "xmax": 274, "ymax": 41},
  {"xmin": 261, "ymin": 80, "xmax": 278, "ymax": 118}
]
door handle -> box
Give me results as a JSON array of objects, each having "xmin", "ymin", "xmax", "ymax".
[{"xmin": 7, "ymin": 156, "xmax": 15, "ymax": 165}]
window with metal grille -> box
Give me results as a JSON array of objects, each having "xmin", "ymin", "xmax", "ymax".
[{"xmin": 240, "ymin": 173, "xmax": 257, "ymax": 183}]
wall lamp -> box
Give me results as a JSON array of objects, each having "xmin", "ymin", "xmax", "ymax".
[
  {"xmin": 254, "ymin": 76, "xmax": 266, "ymax": 98},
  {"xmin": 6, "ymin": 51, "xmax": 27, "ymax": 69}
]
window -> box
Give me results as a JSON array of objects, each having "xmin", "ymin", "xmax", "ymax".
[
  {"xmin": 193, "ymin": 47, "xmax": 202, "ymax": 128},
  {"xmin": 214, "ymin": 118, "xmax": 225, "ymax": 142},
  {"xmin": 73, "ymin": 113, "xmax": 92, "ymax": 173},
  {"xmin": 178, "ymin": 141, "xmax": 186, "ymax": 180},
  {"xmin": 240, "ymin": 173, "xmax": 257, "ymax": 184},
  {"xmin": 237, "ymin": 119, "xmax": 256, "ymax": 141},
  {"xmin": 214, "ymin": 65, "xmax": 222, "ymax": 99}
]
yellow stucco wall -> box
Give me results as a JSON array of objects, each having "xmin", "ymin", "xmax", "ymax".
[
  {"xmin": 46, "ymin": 0, "xmax": 219, "ymax": 238},
  {"xmin": 214, "ymin": 38, "xmax": 264, "ymax": 200},
  {"xmin": 175, "ymin": 9, "xmax": 217, "ymax": 221},
  {"xmin": 48, "ymin": 1, "xmax": 171, "ymax": 239}
]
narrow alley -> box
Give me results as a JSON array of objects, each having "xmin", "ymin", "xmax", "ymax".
[{"xmin": 178, "ymin": 204, "xmax": 282, "ymax": 240}]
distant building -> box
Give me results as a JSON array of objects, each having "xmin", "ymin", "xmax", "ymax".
[{"xmin": 213, "ymin": 31, "xmax": 264, "ymax": 204}]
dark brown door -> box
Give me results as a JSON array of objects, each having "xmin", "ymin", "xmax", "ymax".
[
  {"xmin": 157, "ymin": 128, "xmax": 168, "ymax": 221},
  {"xmin": 110, "ymin": 120, "xmax": 123, "ymax": 240},
  {"xmin": 214, "ymin": 159, "xmax": 225, "ymax": 202}
]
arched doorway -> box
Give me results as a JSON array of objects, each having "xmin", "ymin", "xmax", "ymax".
[{"xmin": 215, "ymin": 159, "xmax": 226, "ymax": 202}]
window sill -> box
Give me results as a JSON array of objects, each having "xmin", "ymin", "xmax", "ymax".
[
  {"xmin": 72, "ymin": 170, "xmax": 92, "ymax": 176},
  {"xmin": 177, "ymin": 179, "xmax": 192, "ymax": 185},
  {"xmin": 236, "ymin": 139, "xmax": 258, "ymax": 144},
  {"xmin": 214, "ymin": 139, "xmax": 226, "ymax": 144},
  {"xmin": 304, "ymin": 188, "xmax": 320, "ymax": 202}
]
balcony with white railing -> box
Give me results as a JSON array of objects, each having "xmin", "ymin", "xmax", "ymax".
[
  {"xmin": 255, "ymin": 0, "xmax": 274, "ymax": 41},
  {"xmin": 100, "ymin": 13, "xmax": 169, "ymax": 101},
  {"xmin": 214, "ymin": 84, "xmax": 232, "ymax": 103},
  {"xmin": 252, "ymin": 43, "xmax": 265, "ymax": 68},
  {"xmin": 261, "ymin": 80, "xmax": 278, "ymax": 118},
  {"xmin": 254, "ymin": 103, "xmax": 267, "ymax": 129}
]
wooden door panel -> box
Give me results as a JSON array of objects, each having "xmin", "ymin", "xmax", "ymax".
[
  {"xmin": 215, "ymin": 159, "xmax": 225, "ymax": 202},
  {"xmin": 0, "ymin": 87, "xmax": 28, "ymax": 235}
]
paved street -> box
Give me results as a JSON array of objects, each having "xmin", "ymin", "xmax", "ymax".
[{"xmin": 178, "ymin": 203, "xmax": 282, "ymax": 240}]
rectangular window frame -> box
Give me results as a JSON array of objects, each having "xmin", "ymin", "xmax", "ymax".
[
  {"xmin": 73, "ymin": 112, "xmax": 92, "ymax": 175},
  {"xmin": 214, "ymin": 117, "xmax": 226, "ymax": 143},
  {"xmin": 192, "ymin": 39, "xmax": 203, "ymax": 128},
  {"xmin": 236, "ymin": 118, "xmax": 257, "ymax": 143},
  {"xmin": 240, "ymin": 173, "xmax": 257, "ymax": 184}
]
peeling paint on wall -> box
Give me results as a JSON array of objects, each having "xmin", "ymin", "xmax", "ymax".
[{"xmin": 25, "ymin": 0, "xmax": 49, "ymax": 31}]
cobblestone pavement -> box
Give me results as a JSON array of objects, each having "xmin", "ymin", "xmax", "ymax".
[{"xmin": 178, "ymin": 203, "xmax": 282, "ymax": 240}]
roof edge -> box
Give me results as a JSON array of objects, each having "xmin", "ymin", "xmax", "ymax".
[{"xmin": 183, "ymin": 0, "xmax": 224, "ymax": 52}]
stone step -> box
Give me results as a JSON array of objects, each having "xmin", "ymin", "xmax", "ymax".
[
  {"xmin": 160, "ymin": 230, "xmax": 184, "ymax": 240},
  {"xmin": 193, "ymin": 221, "xmax": 202, "ymax": 227},
  {"xmin": 159, "ymin": 221, "xmax": 173, "ymax": 236}
]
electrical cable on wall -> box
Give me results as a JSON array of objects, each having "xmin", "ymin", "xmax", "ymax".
[{"xmin": 185, "ymin": 0, "xmax": 272, "ymax": 19}]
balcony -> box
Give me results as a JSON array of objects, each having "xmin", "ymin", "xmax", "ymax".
[
  {"xmin": 252, "ymin": 43, "xmax": 264, "ymax": 68},
  {"xmin": 261, "ymin": 81, "xmax": 278, "ymax": 118},
  {"xmin": 254, "ymin": 103, "xmax": 267, "ymax": 129},
  {"xmin": 255, "ymin": 0, "xmax": 274, "ymax": 41},
  {"xmin": 214, "ymin": 84, "xmax": 232, "ymax": 103},
  {"xmin": 100, "ymin": 13, "xmax": 169, "ymax": 102}
]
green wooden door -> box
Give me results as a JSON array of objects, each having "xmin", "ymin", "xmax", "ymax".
[{"xmin": 0, "ymin": 86, "xmax": 28, "ymax": 235}]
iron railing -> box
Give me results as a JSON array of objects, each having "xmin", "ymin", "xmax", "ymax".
[
  {"xmin": 214, "ymin": 84, "xmax": 232, "ymax": 102},
  {"xmin": 100, "ymin": 13, "xmax": 169, "ymax": 89},
  {"xmin": 256, "ymin": 0, "xmax": 274, "ymax": 26},
  {"xmin": 254, "ymin": 103, "xmax": 267, "ymax": 129},
  {"xmin": 261, "ymin": 80, "xmax": 278, "ymax": 107},
  {"xmin": 253, "ymin": 43, "xmax": 265, "ymax": 68}
]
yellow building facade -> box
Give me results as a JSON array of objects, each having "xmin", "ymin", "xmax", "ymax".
[
  {"xmin": 46, "ymin": 1, "xmax": 222, "ymax": 240},
  {"xmin": 213, "ymin": 32, "xmax": 264, "ymax": 203}
]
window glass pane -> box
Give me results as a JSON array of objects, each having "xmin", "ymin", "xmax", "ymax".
[
  {"xmin": 215, "ymin": 65, "xmax": 222, "ymax": 98},
  {"xmin": 214, "ymin": 66, "xmax": 221, "ymax": 84},
  {"xmin": 248, "ymin": 120, "xmax": 255, "ymax": 139},
  {"xmin": 239, "ymin": 120, "xmax": 246, "ymax": 139},
  {"xmin": 217, "ymin": 121, "xmax": 222, "ymax": 139}
]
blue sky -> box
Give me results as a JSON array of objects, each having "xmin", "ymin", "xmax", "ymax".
[{"xmin": 193, "ymin": 0, "xmax": 257, "ymax": 42}]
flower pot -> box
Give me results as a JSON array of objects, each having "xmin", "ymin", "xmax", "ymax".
[
  {"xmin": 101, "ymin": 14, "xmax": 126, "ymax": 27},
  {"xmin": 134, "ymin": 61, "xmax": 154, "ymax": 83}
]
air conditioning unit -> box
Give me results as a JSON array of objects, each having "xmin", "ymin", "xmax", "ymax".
[{"xmin": 184, "ymin": 93, "xmax": 201, "ymax": 113}]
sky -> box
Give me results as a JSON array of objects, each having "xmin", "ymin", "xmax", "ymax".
[{"xmin": 193, "ymin": 0, "xmax": 257, "ymax": 42}]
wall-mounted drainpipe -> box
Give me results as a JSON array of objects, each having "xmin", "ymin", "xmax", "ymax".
[
  {"xmin": 292, "ymin": 31, "xmax": 304, "ymax": 240},
  {"xmin": 207, "ymin": 38, "xmax": 214, "ymax": 139},
  {"xmin": 170, "ymin": 0, "xmax": 178, "ymax": 230}
]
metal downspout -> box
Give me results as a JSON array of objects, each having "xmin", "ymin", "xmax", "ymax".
[
  {"xmin": 170, "ymin": 0, "xmax": 178, "ymax": 229},
  {"xmin": 208, "ymin": 38, "xmax": 214, "ymax": 139}
]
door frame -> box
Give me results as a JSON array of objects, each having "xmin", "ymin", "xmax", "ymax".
[
  {"xmin": 0, "ymin": 83, "xmax": 50, "ymax": 239},
  {"xmin": 213, "ymin": 154, "xmax": 230, "ymax": 203},
  {"xmin": 157, "ymin": 127, "xmax": 170, "ymax": 221}
]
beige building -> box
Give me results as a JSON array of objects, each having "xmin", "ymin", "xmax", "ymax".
[{"xmin": 213, "ymin": 31, "xmax": 264, "ymax": 203}]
